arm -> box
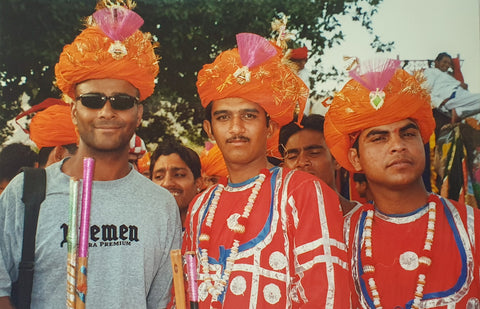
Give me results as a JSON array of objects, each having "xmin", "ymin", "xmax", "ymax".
[
  {"xmin": 0, "ymin": 175, "xmax": 25, "ymax": 307},
  {"xmin": 289, "ymin": 177, "xmax": 350, "ymax": 308},
  {"xmin": 147, "ymin": 195, "xmax": 183, "ymax": 309},
  {"xmin": 0, "ymin": 296, "xmax": 14, "ymax": 308}
]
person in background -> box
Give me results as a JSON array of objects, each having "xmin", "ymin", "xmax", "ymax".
[
  {"xmin": 423, "ymin": 52, "xmax": 480, "ymax": 122},
  {"xmin": 0, "ymin": 2, "xmax": 181, "ymax": 308},
  {"xmin": 199, "ymin": 143, "xmax": 228, "ymax": 189},
  {"xmin": 128, "ymin": 133, "xmax": 147, "ymax": 171},
  {"xmin": 288, "ymin": 46, "xmax": 308, "ymax": 73},
  {"xmin": 279, "ymin": 114, "xmax": 358, "ymax": 214},
  {"xmin": 0, "ymin": 143, "xmax": 38, "ymax": 194},
  {"xmin": 324, "ymin": 59, "xmax": 480, "ymax": 308},
  {"xmin": 150, "ymin": 141, "xmax": 203, "ymax": 226},
  {"xmin": 177, "ymin": 32, "xmax": 348, "ymax": 308},
  {"xmin": 16, "ymin": 98, "xmax": 78, "ymax": 168},
  {"xmin": 352, "ymin": 173, "xmax": 373, "ymax": 202},
  {"xmin": 136, "ymin": 151, "xmax": 151, "ymax": 178}
]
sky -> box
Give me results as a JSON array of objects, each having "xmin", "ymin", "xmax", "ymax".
[{"xmin": 319, "ymin": 0, "xmax": 480, "ymax": 93}]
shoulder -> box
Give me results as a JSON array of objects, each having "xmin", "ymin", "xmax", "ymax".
[
  {"xmin": 442, "ymin": 196, "xmax": 480, "ymax": 218},
  {"xmin": 277, "ymin": 168, "xmax": 338, "ymax": 199},
  {"xmin": 274, "ymin": 167, "xmax": 326, "ymax": 188},
  {"xmin": 130, "ymin": 171, "xmax": 175, "ymax": 199},
  {"xmin": 0, "ymin": 171, "xmax": 25, "ymax": 202}
]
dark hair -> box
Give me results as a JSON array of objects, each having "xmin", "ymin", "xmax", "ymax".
[
  {"xmin": 0, "ymin": 143, "xmax": 38, "ymax": 182},
  {"xmin": 37, "ymin": 143, "xmax": 78, "ymax": 167},
  {"xmin": 353, "ymin": 173, "xmax": 367, "ymax": 183},
  {"xmin": 435, "ymin": 52, "xmax": 452, "ymax": 63},
  {"xmin": 278, "ymin": 114, "xmax": 325, "ymax": 156},
  {"xmin": 150, "ymin": 141, "xmax": 202, "ymax": 180},
  {"xmin": 205, "ymin": 102, "xmax": 213, "ymax": 123}
]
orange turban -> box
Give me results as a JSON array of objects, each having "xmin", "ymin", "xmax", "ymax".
[
  {"xmin": 137, "ymin": 151, "xmax": 151, "ymax": 174},
  {"xmin": 324, "ymin": 68, "xmax": 435, "ymax": 172},
  {"xmin": 290, "ymin": 46, "xmax": 308, "ymax": 60},
  {"xmin": 29, "ymin": 103, "xmax": 78, "ymax": 149},
  {"xmin": 200, "ymin": 144, "xmax": 228, "ymax": 178},
  {"xmin": 55, "ymin": 4, "xmax": 159, "ymax": 101},
  {"xmin": 266, "ymin": 127, "xmax": 282, "ymax": 159},
  {"xmin": 196, "ymin": 33, "xmax": 309, "ymax": 127}
]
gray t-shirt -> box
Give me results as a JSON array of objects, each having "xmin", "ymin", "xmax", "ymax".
[{"xmin": 0, "ymin": 160, "xmax": 182, "ymax": 308}]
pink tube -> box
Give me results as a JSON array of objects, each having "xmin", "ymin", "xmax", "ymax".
[{"xmin": 78, "ymin": 157, "xmax": 95, "ymax": 258}]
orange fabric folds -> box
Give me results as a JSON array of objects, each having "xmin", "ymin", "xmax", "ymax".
[
  {"xmin": 324, "ymin": 69, "xmax": 435, "ymax": 172},
  {"xmin": 196, "ymin": 48, "xmax": 309, "ymax": 127},
  {"xmin": 200, "ymin": 144, "xmax": 228, "ymax": 178},
  {"xmin": 30, "ymin": 104, "xmax": 78, "ymax": 149},
  {"xmin": 55, "ymin": 27, "xmax": 159, "ymax": 101}
]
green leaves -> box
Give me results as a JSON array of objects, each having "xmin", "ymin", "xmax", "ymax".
[{"xmin": 0, "ymin": 0, "xmax": 387, "ymax": 147}]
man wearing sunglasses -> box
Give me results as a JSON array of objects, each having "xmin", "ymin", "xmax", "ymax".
[{"xmin": 0, "ymin": 2, "xmax": 181, "ymax": 309}]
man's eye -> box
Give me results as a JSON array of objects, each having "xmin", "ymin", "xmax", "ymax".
[
  {"xmin": 208, "ymin": 177, "xmax": 219, "ymax": 184},
  {"xmin": 285, "ymin": 154, "xmax": 298, "ymax": 161},
  {"xmin": 371, "ymin": 136, "xmax": 386, "ymax": 142},
  {"xmin": 215, "ymin": 115, "xmax": 228, "ymax": 121},
  {"xmin": 243, "ymin": 113, "xmax": 256, "ymax": 120},
  {"xmin": 403, "ymin": 130, "xmax": 418, "ymax": 137},
  {"xmin": 175, "ymin": 173, "xmax": 186, "ymax": 178}
]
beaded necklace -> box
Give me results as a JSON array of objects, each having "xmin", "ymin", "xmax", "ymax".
[
  {"xmin": 198, "ymin": 169, "xmax": 269, "ymax": 305},
  {"xmin": 361, "ymin": 197, "xmax": 436, "ymax": 309}
]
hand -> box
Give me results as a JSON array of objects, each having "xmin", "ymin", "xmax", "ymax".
[
  {"xmin": 451, "ymin": 108, "xmax": 461, "ymax": 124},
  {"xmin": 0, "ymin": 296, "xmax": 15, "ymax": 309}
]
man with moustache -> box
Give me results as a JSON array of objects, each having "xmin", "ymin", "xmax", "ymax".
[
  {"xmin": 324, "ymin": 59, "xmax": 480, "ymax": 308},
  {"xmin": 176, "ymin": 32, "xmax": 348, "ymax": 308}
]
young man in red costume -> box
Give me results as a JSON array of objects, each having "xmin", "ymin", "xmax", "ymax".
[
  {"xmin": 177, "ymin": 33, "xmax": 349, "ymax": 308},
  {"xmin": 324, "ymin": 60, "xmax": 480, "ymax": 308}
]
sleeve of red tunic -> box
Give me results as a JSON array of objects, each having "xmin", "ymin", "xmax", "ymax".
[{"xmin": 285, "ymin": 172, "xmax": 350, "ymax": 308}]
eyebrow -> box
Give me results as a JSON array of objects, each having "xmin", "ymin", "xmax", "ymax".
[
  {"xmin": 365, "ymin": 122, "xmax": 419, "ymax": 138},
  {"xmin": 285, "ymin": 144, "xmax": 324, "ymax": 154},
  {"xmin": 213, "ymin": 108, "xmax": 260, "ymax": 116},
  {"xmin": 153, "ymin": 167, "xmax": 189, "ymax": 173},
  {"xmin": 399, "ymin": 122, "xmax": 419, "ymax": 132}
]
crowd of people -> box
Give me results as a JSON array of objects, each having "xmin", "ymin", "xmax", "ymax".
[{"xmin": 0, "ymin": 1, "xmax": 479, "ymax": 308}]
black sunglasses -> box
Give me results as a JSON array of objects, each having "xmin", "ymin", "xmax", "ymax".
[{"xmin": 76, "ymin": 93, "xmax": 139, "ymax": 110}]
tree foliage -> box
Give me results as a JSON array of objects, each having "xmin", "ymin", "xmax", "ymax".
[{"xmin": 0, "ymin": 0, "xmax": 390, "ymax": 147}]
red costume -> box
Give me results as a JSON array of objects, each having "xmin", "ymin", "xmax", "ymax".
[
  {"xmin": 345, "ymin": 194, "xmax": 480, "ymax": 308},
  {"xmin": 182, "ymin": 167, "xmax": 349, "ymax": 308}
]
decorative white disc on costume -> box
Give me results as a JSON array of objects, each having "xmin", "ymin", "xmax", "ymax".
[
  {"xmin": 399, "ymin": 251, "xmax": 419, "ymax": 271},
  {"xmin": 230, "ymin": 276, "xmax": 247, "ymax": 295},
  {"xmin": 263, "ymin": 283, "xmax": 281, "ymax": 304},
  {"xmin": 269, "ymin": 251, "xmax": 287, "ymax": 270},
  {"xmin": 227, "ymin": 213, "xmax": 242, "ymax": 231},
  {"xmin": 466, "ymin": 297, "xmax": 480, "ymax": 308},
  {"xmin": 198, "ymin": 282, "xmax": 208, "ymax": 301}
]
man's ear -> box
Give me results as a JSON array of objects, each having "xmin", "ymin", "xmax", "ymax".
[
  {"xmin": 203, "ymin": 120, "xmax": 215, "ymax": 141},
  {"xmin": 136, "ymin": 104, "xmax": 143, "ymax": 127},
  {"xmin": 267, "ymin": 120, "xmax": 278, "ymax": 139},
  {"xmin": 348, "ymin": 148, "xmax": 363, "ymax": 172},
  {"xmin": 333, "ymin": 158, "xmax": 341, "ymax": 171},
  {"xmin": 194, "ymin": 177, "xmax": 204, "ymax": 193},
  {"xmin": 71, "ymin": 101, "xmax": 78, "ymax": 126},
  {"xmin": 53, "ymin": 145, "xmax": 67, "ymax": 161}
]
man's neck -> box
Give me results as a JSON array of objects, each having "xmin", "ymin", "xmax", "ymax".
[
  {"xmin": 369, "ymin": 181, "xmax": 429, "ymax": 215},
  {"xmin": 61, "ymin": 149, "xmax": 131, "ymax": 181},
  {"xmin": 226, "ymin": 157, "xmax": 272, "ymax": 184}
]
